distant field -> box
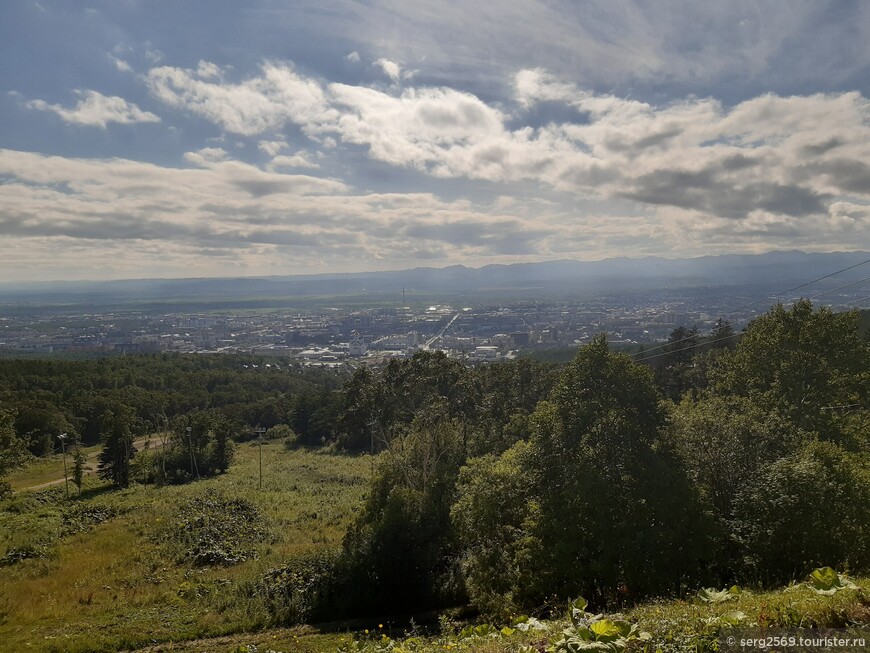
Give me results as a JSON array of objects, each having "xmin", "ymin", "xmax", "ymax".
[{"xmin": 0, "ymin": 442, "xmax": 372, "ymax": 653}]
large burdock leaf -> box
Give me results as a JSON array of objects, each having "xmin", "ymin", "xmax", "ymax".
[
  {"xmin": 589, "ymin": 619, "xmax": 621, "ymax": 642},
  {"xmin": 697, "ymin": 586, "xmax": 740, "ymax": 603},
  {"xmin": 807, "ymin": 566, "xmax": 857, "ymax": 594}
]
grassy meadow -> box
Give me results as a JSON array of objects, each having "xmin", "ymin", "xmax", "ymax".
[
  {"xmin": 0, "ymin": 441, "xmax": 372, "ymax": 653},
  {"xmin": 2, "ymin": 441, "xmax": 869, "ymax": 653}
]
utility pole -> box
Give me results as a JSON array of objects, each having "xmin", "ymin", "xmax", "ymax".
[
  {"xmin": 58, "ymin": 432, "xmax": 69, "ymax": 499},
  {"xmin": 186, "ymin": 426, "xmax": 200, "ymax": 479},
  {"xmin": 255, "ymin": 425, "xmax": 267, "ymax": 489}
]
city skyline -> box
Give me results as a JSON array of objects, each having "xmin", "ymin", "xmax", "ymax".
[{"xmin": 2, "ymin": 1, "xmax": 870, "ymax": 282}]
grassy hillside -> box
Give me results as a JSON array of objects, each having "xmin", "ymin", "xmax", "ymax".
[
  {"xmin": 57, "ymin": 578, "xmax": 866, "ymax": 653},
  {"xmin": 3, "ymin": 439, "xmax": 869, "ymax": 653},
  {"xmin": 0, "ymin": 442, "xmax": 371, "ymax": 653}
]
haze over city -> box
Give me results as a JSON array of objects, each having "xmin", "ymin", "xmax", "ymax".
[{"xmin": 2, "ymin": 1, "xmax": 869, "ymax": 282}]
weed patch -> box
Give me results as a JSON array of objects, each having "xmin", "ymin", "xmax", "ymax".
[
  {"xmin": 167, "ymin": 490, "xmax": 267, "ymax": 567},
  {"xmin": 255, "ymin": 549, "xmax": 342, "ymax": 625},
  {"xmin": 0, "ymin": 541, "xmax": 49, "ymax": 566},
  {"xmin": 61, "ymin": 503, "xmax": 118, "ymax": 536}
]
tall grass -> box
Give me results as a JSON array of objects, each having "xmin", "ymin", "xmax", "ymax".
[{"xmin": 0, "ymin": 443, "xmax": 371, "ymax": 653}]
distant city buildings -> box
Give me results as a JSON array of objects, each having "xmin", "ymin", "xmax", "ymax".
[{"xmin": 0, "ymin": 286, "xmax": 863, "ymax": 366}]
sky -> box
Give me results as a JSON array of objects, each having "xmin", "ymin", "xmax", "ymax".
[{"xmin": 1, "ymin": 1, "xmax": 869, "ymax": 281}]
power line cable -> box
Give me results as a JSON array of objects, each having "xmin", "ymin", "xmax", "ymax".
[
  {"xmin": 804, "ymin": 276, "xmax": 870, "ymax": 300},
  {"xmin": 727, "ymin": 257, "xmax": 870, "ymax": 315},
  {"xmin": 631, "ymin": 258, "xmax": 870, "ymax": 359},
  {"xmin": 632, "ymin": 332, "xmax": 737, "ymax": 364},
  {"xmin": 840, "ymin": 295, "xmax": 870, "ymax": 307}
]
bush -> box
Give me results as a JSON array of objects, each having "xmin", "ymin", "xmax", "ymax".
[
  {"xmin": 263, "ymin": 424, "xmax": 299, "ymax": 449},
  {"xmin": 255, "ymin": 549, "xmax": 341, "ymax": 624},
  {"xmin": 0, "ymin": 542, "xmax": 48, "ymax": 566},
  {"xmin": 166, "ymin": 491, "xmax": 267, "ymax": 566},
  {"xmin": 61, "ymin": 503, "xmax": 117, "ymax": 536},
  {"xmin": 731, "ymin": 440, "xmax": 870, "ymax": 583}
]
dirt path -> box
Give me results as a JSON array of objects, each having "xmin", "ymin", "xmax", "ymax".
[{"xmin": 18, "ymin": 435, "xmax": 159, "ymax": 492}]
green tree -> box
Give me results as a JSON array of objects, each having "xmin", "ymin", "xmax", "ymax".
[
  {"xmin": 338, "ymin": 351, "xmax": 469, "ymax": 451},
  {"xmin": 207, "ymin": 414, "xmax": 236, "ymax": 474},
  {"xmin": 731, "ymin": 440, "xmax": 870, "ymax": 582},
  {"xmin": 708, "ymin": 300, "xmax": 869, "ymax": 447},
  {"xmin": 72, "ymin": 442, "xmax": 86, "ymax": 493},
  {"xmin": 466, "ymin": 358, "xmax": 558, "ymax": 456},
  {"xmin": 669, "ymin": 395, "xmax": 802, "ymax": 518},
  {"xmin": 452, "ymin": 441, "xmax": 535, "ymax": 616},
  {"xmin": 97, "ymin": 406, "xmax": 136, "ymax": 488},
  {"xmin": 655, "ymin": 326, "xmax": 699, "ymax": 400},
  {"xmin": 339, "ymin": 406, "xmax": 467, "ymax": 615},
  {"xmin": 0, "ymin": 408, "xmax": 28, "ymax": 498},
  {"xmin": 710, "ymin": 317, "xmax": 736, "ymax": 349},
  {"xmin": 454, "ymin": 336, "xmax": 712, "ymax": 612},
  {"xmin": 13, "ymin": 400, "xmax": 75, "ymax": 456}
]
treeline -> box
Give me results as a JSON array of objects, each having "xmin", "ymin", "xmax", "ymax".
[
  {"xmin": 0, "ymin": 353, "xmax": 351, "ymax": 490},
  {"xmin": 266, "ymin": 301, "xmax": 869, "ymax": 623},
  {"xmin": 0, "ymin": 353, "xmax": 344, "ymax": 458}
]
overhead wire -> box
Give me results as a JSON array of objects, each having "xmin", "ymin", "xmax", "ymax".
[
  {"xmin": 804, "ymin": 275, "xmax": 870, "ymax": 299},
  {"xmin": 632, "ymin": 332, "xmax": 739, "ymax": 364},
  {"xmin": 628, "ymin": 258, "xmax": 870, "ymax": 362}
]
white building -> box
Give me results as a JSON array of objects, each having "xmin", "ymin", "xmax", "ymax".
[{"xmin": 349, "ymin": 332, "xmax": 367, "ymax": 357}]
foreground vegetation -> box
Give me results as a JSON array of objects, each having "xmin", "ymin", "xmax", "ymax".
[
  {"xmin": 0, "ymin": 443, "xmax": 370, "ymax": 652},
  {"xmin": 0, "ymin": 300, "xmax": 868, "ymax": 652},
  {"xmin": 329, "ymin": 576, "xmax": 870, "ymax": 653},
  {"xmin": 87, "ymin": 575, "xmax": 867, "ymax": 653}
]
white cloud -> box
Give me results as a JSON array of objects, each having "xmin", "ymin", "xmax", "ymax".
[
  {"xmin": 142, "ymin": 60, "xmax": 870, "ymax": 234},
  {"xmin": 514, "ymin": 68, "xmax": 579, "ymax": 108},
  {"xmin": 258, "ymin": 139, "xmax": 288, "ymax": 156},
  {"xmin": 1, "ymin": 140, "xmax": 867, "ymax": 281},
  {"xmin": 345, "ymin": 51, "xmax": 361, "ymax": 63},
  {"xmin": 146, "ymin": 61, "xmax": 335, "ymax": 136},
  {"xmin": 25, "ymin": 90, "xmax": 160, "ymax": 128},
  {"xmin": 0, "ymin": 148, "xmax": 568, "ymax": 280},
  {"xmin": 15, "ymin": 59, "xmax": 867, "ymax": 278},
  {"xmin": 195, "ymin": 60, "xmax": 223, "ymax": 80},
  {"xmin": 109, "ymin": 56, "xmax": 134, "ymax": 74},
  {"xmin": 183, "ymin": 147, "xmax": 228, "ymax": 166},
  {"xmin": 269, "ymin": 152, "xmax": 320, "ymax": 169},
  {"xmin": 374, "ymin": 58, "xmax": 401, "ymax": 83}
]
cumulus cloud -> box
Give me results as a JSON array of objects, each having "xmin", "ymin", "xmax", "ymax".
[
  {"xmin": 258, "ymin": 139, "xmax": 288, "ymax": 156},
  {"xmin": 345, "ymin": 51, "xmax": 361, "ymax": 63},
  {"xmin": 0, "ymin": 148, "xmax": 572, "ymax": 279},
  {"xmin": 374, "ymin": 58, "xmax": 401, "ymax": 83},
  {"xmin": 109, "ymin": 56, "xmax": 134, "ymax": 74},
  {"xmin": 7, "ymin": 54, "xmax": 870, "ymax": 279},
  {"xmin": 327, "ymin": 83, "xmax": 512, "ymax": 175},
  {"xmin": 137, "ymin": 59, "xmax": 870, "ymax": 251},
  {"xmin": 195, "ymin": 60, "xmax": 223, "ymax": 80},
  {"xmin": 269, "ymin": 152, "xmax": 320, "ymax": 169},
  {"xmin": 25, "ymin": 90, "xmax": 160, "ymax": 128},
  {"xmin": 183, "ymin": 147, "xmax": 228, "ymax": 166},
  {"xmin": 146, "ymin": 61, "xmax": 335, "ymax": 136}
]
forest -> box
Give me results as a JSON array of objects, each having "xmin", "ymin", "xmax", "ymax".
[{"xmin": 0, "ymin": 300, "xmax": 868, "ymax": 653}]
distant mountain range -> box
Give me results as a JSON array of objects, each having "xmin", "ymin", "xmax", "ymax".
[{"xmin": 1, "ymin": 250, "xmax": 867, "ymax": 307}]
